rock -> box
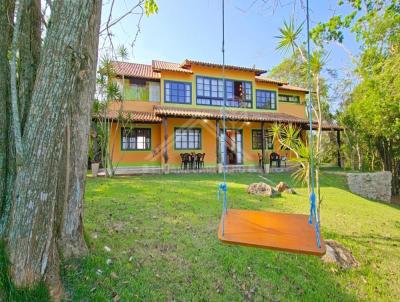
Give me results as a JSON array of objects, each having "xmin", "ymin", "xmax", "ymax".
[
  {"xmin": 275, "ymin": 181, "xmax": 290, "ymax": 192},
  {"xmin": 284, "ymin": 188, "xmax": 296, "ymax": 194},
  {"xmin": 275, "ymin": 181, "xmax": 296, "ymax": 194},
  {"xmin": 247, "ymin": 182, "xmax": 280, "ymax": 197},
  {"xmin": 321, "ymin": 240, "xmax": 359, "ymax": 269},
  {"xmin": 104, "ymin": 246, "xmax": 111, "ymax": 252},
  {"xmin": 347, "ymin": 171, "xmax": 392, "ymax": 202}
]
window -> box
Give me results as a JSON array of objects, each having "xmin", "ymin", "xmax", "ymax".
[
  {"xmin": 175, "ymin": 128, "xmax": 201, "ymax": 150},
  {"xmin": 256, "ymin": 90, "xmax": 277, "ymax": 110},
  {"xmin": 252, "ymin": 129, "xmax": 273, "ymax": 150},
  {"xmin": 165, "ymin": 81, "xmax": 191, "ymax": 104},
  {"xmin": 226, "ymin": 80, "xmax": 252, "ymax": 108},
  {"xmin": 121, "ymin": 128, "xmax": 151, "ymax": 150},
  {"xmin": 196, "ymin": 77, "xmax": 224, "ymax": 106},
  {"xmin": 196, "ymin": 76, "xmax": 252, "ymax": 108},
  {"xmin": 278, "ymin": 94, "xmax": 300, "ymax": 103},
  {"xmin": 123, "ymin": 78, "xmax": 160, "ymax": 102}
]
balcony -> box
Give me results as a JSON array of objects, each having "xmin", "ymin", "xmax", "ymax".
[{"xmin": 123, "ymin": 78, "xmax": 160, "ymax": 102}]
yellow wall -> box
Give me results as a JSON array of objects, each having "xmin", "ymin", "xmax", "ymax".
[
  {"xmin": 110, "ymin": 122, "xmax": 162, "ymax": 166},
  {"xmin": 111, "ymin": 119, "xmax": 298, "ymax": 167}
]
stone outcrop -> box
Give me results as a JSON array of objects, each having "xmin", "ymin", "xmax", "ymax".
[
  {"xmin": 247, "ymin": 183, "xmax": 280, "ymax": 197},
  {"xmin": 321, "ymin": 240, "xmax": 359, "ymax": 269},
  {"xmin": 275, "ymin": 181, "xmax": 296, "ymax": 194},
  {"xmin": 347, "ymin": 171, "xmax": 392, "ymax": 202}
]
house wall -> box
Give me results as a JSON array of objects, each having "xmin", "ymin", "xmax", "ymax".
[
  {"xmin": 109, "ymin": 122, "xmax": 162, "ymax": 166},
  {"xmin": 111, "ymin": 119, "xmax": 298, "ymax": 167}
]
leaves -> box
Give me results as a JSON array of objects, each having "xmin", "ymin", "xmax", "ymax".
[{"xmin": 275, "ymin": 18, "xmax": 304, "ymax": 53}]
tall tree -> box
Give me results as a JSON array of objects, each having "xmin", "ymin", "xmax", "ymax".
[{"xmin": 313, "ymin": 0, "xmax": 400, "ymax": 194}]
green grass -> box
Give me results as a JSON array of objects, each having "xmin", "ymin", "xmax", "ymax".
[{"xmin": 59, "ymin": 172, "xmax": 400, "ymax": 301}]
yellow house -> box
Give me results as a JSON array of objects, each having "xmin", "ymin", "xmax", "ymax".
[{"xmin": 104, "ymin": 59, "xmax": 340, "ymax": 173}]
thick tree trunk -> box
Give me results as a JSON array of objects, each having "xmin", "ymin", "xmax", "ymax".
[
  {"xmin": 6, "ymin": 0, "xmax": 102, "ymax": 293},
  {"xmin": 0, "ymin": 0, "xmax": 15, "ymax": 237},
  {"xmin": 58, "ymin": 0, "xmax": 101, "ymax": 258}
]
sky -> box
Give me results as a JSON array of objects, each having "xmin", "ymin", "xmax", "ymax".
[{"xmin": 101, "ymin": 0, "xmax": 359, "ymax": 89}]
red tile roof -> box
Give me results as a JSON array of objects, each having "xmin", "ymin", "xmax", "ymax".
[
  {"xmin": 100, "ymin": 110, "xmax": 162, "ymax": 123},
  {"xmin": 111, "ymin": 61, "xmax": 160, "ymax": 80},
  {"xmin": 153, "ymin": 105, "xmax": 341, "ymax": 130},
  {"xmin": 181, "ymin": 59, "xmax": 267, "ymax": 75},
  {"xmin": 255, "ymin": 76, "xmax": 288, "ymax": 85},
  {"xmin": 280, "ymin": 84, "xmax": 309, "ymax": 93},
  {"xmin": 152, "ymin": 60, "xmax": 193, "ymax": 74}
]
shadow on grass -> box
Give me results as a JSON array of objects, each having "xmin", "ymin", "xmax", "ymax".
[{"xmin": 0, "ymin": 241, "xmax": 49, "ymax": 301}]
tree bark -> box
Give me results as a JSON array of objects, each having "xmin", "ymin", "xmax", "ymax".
[
  {"xmin": 6, "ymin": 0, "xmax": 102, "ymax": 293},
  {"xmin": 0, "ymin": 0, "xmax": 15, "ymax": 237},
  {"xmin": 58, "ymin": 0, "xmax": 102, "ymax": 258},
  {"xmin": 18, "ymin": 0, "xmax": 41, "ymax": 132}
]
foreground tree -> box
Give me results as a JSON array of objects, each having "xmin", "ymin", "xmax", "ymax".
[
  {"xmin": 0, "ymin": 1, "xmax": 158, "ymax": 298},
  {"xmin": 0, "ymin": 0, "xmax": 102, "ymax": 299}
]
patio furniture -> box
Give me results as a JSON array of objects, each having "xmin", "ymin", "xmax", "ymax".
[
  {"xmin": 196, "ymin": 153, "xmax": 205, "ymax": 169},
  {"xmin": 180, "ymin": 153, "xmax": 190, "ymax": 170},
  {"xmin": 269, "ymin": 152, "xmax": 281, "ymax": 167}
]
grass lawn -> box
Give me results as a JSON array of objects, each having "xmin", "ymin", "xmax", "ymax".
[{"xmin": 58, "ymin": 172, "xmax": 400, "ymax": 301}]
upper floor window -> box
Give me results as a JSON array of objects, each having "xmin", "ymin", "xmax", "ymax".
[
  {"xmin": 196, "ymin": 76, "xmax": 252, "ymax": 108},
  {"xmin": 279, "ymin": 94, "xmax": 300, "ymax": 103},
  {"xmin": 256, "ymin": 90, "xmax": 277, "ymax": 110},
  {"xmin": 252, "ymin": 129, "xmax": 274, "ymax": 150},
  {"xmin": 123, "ymin": 78, "xmax": 160, "ymax": 102},
  {"xmin": 164, "ymin": 81, "xmax": 191, "ymax": 104},
  {"xmin": 196, "ymin": 77, "xmax": 224, "ymax": 106},
  {"xmin": 121, "ymin": 128, "xmax": 151, "ymax": 151}
]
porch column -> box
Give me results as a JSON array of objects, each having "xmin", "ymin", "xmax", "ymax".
[
  {"xmin": 216, "ymin": 119, "xmax": 220, "ymax": 165},
  {"xmin": 336, "ymin": 130, "xmax": 342, "ymax": 168},
  {"xmin": 162, "ymin": 117, "xmax": 168, "ymax": 165},
  {"xmin": 261, "ymin": 122, "xmax": 266, "ymax": 173}
]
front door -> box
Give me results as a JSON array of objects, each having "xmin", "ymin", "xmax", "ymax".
[{"xmin": 220, "ymin": 129, "xmax": 243, "ymax": 165}]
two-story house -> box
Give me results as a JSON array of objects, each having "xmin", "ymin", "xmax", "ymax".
[{"xmin": 104, "ymin": 59, "xmax": 340, "ymax": 172}]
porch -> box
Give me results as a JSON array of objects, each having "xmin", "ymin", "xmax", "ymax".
[{"xmin": 97, "ymin": 162, "xmax": 298, "ymax": 176}]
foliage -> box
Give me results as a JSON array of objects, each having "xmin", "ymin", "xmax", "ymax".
[
  {"xmin": 318, "ymin": 0, "xmax": 400, "ymax": 192},
  {"xmin": 59, "ymin": 173, "xmax": 400, "ymax": 301}
]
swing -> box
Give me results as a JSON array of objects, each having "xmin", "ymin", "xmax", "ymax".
[{"xmin": 217, "ymin": 0, "xmax": 326, "ymax": 256}]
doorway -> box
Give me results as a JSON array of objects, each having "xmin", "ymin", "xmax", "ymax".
[{"xmin": 220, "ymin": 129, "xmax": 243, "ymax": 165}]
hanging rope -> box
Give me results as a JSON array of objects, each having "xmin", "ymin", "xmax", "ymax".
[
  {"xmin": 306, "ymin": 0, "xmax": 321, "ymax": 248},
  {"xmin": 218, "ymin": 0, "xmax": 228, "ymax": 237}
]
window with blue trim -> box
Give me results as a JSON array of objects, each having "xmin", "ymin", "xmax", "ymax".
[
  {"xmin": 196, "ymin": 76, "xmax": 252, "ymax": 108},
  {"xmin": 164, "ymin": 81, "xmax": 191, "ymax": 104},
  {"xmin": 256, "ymin": 90, "xmax": 277, "ymax": 110}
]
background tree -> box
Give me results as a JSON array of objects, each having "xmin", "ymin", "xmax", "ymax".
[{"xmin": 313, "ymin": 0, "xmax": 400, "ymax": 194}]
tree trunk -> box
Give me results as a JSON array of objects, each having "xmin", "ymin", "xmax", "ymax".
[
  {"xmin": 18, "ymin": 0, "xmax": 41, "ymax": 132},
  {"xmin": 58, "ymin": 0, "xmax": 101, "ymax": 258},
  {"xmin": 0, "ymin": 0, "xmax": 15, "ymax": 237},
  {"xmin": 6, "ymin": 0, "xmax": 102, "ymax": 295}
]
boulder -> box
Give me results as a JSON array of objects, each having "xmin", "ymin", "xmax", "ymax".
[
  {"xmin": 321, "ymin": 240, "xmax": 359, "ymax": 269},
  {"xmin": 247, "ymin": 182, "xmax": 280, "ymax": 197},
  {"xmin": 275, "ymin": 181, "xmax": 296, "ymax": 194}
]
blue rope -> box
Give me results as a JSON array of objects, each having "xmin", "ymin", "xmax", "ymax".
[
  {"xmin": 306, "ymin": 0, "xmax": 321, "ymax": 248},
  {"xmin": 218, "ymin": 0, "xmax": 228, "ymax": 237}
]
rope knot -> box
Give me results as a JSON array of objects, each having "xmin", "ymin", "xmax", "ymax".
[{"xmin": 217, "ymin": 183, "xmax": 227, "ymax": 200}]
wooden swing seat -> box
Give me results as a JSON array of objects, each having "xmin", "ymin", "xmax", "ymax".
[{"xmin": 218, "ymin": 209, "xmax": 326, "ymax": 256}]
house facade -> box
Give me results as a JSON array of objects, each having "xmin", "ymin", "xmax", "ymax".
[{"xmin": 105, "ymin": 59, "xmax": 339, "ymax": 172}]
